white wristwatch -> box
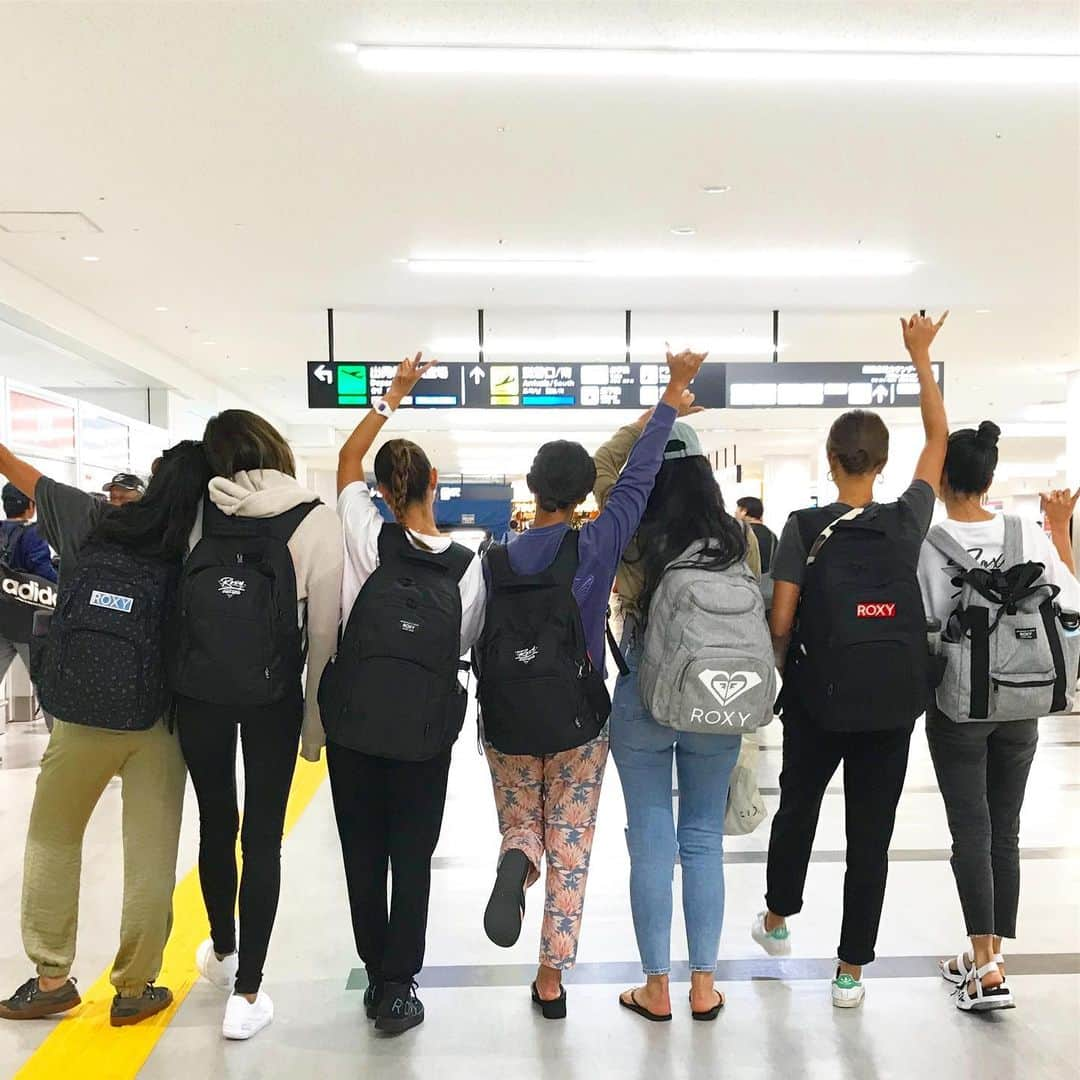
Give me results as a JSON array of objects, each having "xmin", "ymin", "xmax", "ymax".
[{"xmin": 373, "ymin": 398, "xmax": 395, "ymax": 419}]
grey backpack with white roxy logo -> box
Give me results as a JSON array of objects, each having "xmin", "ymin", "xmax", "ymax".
[
  {"xmin": 929, "ymin": 517, "xmax": 1080, "ymax": 723},
  {"xmin": 639, "ymin": 542, "xmax": 776, "ymax": 734}
]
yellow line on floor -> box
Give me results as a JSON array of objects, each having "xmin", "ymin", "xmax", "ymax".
[{"xmin": 15, "ymin": 757, "xmax": 329, "ymax": 1080}]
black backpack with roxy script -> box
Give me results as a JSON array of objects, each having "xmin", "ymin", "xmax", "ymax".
[
  {"xmin": 32, "ymin": 543, "xmax": 176, "ymax": 730},
  {"xmin": 170, "ymin": 497, "xmax": 318, "ymax": 707},
  {"xmin": 319, "ymin": 523, "xmax": 473, "ymax": 761},
  {"xmin": 476, "ymin": 530, "xmax": 609, "ymax": 755},
  {"xmin": 783, "ymin": 504, "xmax": 929, "ymax": 732}
]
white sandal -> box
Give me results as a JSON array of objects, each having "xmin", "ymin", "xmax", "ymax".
[
  {"xmin": 954, "ymin": 960, "xmax": 1014, "ymax": 1012},
  {"xmin": 939, "ymin": 951, "xmax": 972, "ymax": 986}
]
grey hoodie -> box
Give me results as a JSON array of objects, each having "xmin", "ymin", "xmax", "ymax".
[{"xmin": 197, "ymin": 470, "xmax": 344, "ymax": 761}]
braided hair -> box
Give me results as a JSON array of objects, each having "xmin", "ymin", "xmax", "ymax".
[{"xmin": 374, "ymin": 439, "xmax": 434, "ymax": 546}]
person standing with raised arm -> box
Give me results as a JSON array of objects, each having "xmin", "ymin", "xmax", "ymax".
[{"xmin": 753, "ymin": 313, "xmax": 949, "ymax": 1009}]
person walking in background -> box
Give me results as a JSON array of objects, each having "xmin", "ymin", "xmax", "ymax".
[
  {"xmin": 0, "ymin": 441, "xmax": 208, "ymax": 1027},
  {"xmin": 476, "ymin": 348, "xmax": 708, "ymax": 1019},
  {"xmin": 595, "ymin": 403, "xmax": 763, "ymax": 1023},
  {"xmin": 322, "ymin": 354, "xmax": 486, "ymax": 1034},
  {"xmin": 755, "ymin": 313, "xmax": 949, "ymax": 1009},
  {"xmin": 172, "ymin": 410, "xmax": 342, "ymax": 1042},
  {"xmin": 102, "ymin": 472, "xmax": 146, "ymax": 507},
  {"xmin": 0, "ymin": 482, "xmax": 57, "ymax": 696},
  {"xmin": 917, "ymin": 422, "xmax": 1080, "ymax": 1012},
  {"xmin": 737, "ymin": 497, "xmax": 778, "ymax": 611}
]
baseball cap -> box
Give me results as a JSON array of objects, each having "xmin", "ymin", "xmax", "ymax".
[
  {"xmin": 103, "ymin": 473, "xmax": 146, "ymax": 494},
  {"xmin": 2, "ymin": 483, "xmax": 31, "ymax": 518},
  {"xmin": 663, "ymin": 421, "xmax": 704, "ymax": 461}
]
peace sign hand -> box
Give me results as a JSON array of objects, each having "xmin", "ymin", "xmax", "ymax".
[{"xmin": 389, "ymin": 352, "xmax": 438, "ymax": 401}]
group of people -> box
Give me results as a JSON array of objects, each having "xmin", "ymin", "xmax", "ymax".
[{"xmin": 0, "ymin": 310, "xmax": 1073, "ymax": 1045}]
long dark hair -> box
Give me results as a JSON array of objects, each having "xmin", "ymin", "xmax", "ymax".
[
  {"xmin": 88, "ymin": 440, "xmax": 210, "ymax": 560},
  {"xmin": 374, "ymin": 439, "xmax": 433, "ymax": 523},
  {"xmin": 203, "ymin": 410, "xmax": 295, "ymax": 478},
  {"xmin": 944, "ymin": 420, "xmax": 1000, "ymax": 495},
  {"xmin": 633, "ymin": 456, "xmax": 748, "ymax": 622}
]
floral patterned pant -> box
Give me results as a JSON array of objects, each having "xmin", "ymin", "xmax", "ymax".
[{"xmin": 486, "ymin": 734, "xmax": 609, "ymax": 970}]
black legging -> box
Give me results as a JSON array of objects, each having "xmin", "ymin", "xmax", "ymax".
[
  {"xmin": 177, "ymin": 689, "xmax": 302, "ymax": 995},
  {"xmin": 327, "ymin": 741, "xmax": 452, "ymax": 987}
]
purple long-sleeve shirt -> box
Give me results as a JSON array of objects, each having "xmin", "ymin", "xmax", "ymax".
[{"xmin": 505, "ymin": 402, "xmax": 677, "ymax": 675}]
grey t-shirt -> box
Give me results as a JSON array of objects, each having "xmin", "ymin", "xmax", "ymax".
[
  {"xmin": 772, "ymin": 480, "xmax": 936, "ymax": 589},
  {"xmin": 34, "ymin": 477, "xmax": 107, "ymax": 585}
]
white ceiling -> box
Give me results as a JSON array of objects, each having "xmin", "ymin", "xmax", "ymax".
[{"xmin": 0, "ymin": 1, "xmax": 1076, "ymax": 474}]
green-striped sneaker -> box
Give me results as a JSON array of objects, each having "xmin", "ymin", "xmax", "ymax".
[
  {"xmin": 751, "ymin": 912, "xmax": 791, "ymax": 956},
  {"xmin": 832, "ymin": 971, "xmax": 865, "ymax": 1009}
]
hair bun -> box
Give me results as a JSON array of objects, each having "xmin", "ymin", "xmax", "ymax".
[{"xmin": 976, "ymin": 420, "xmax": 1001, "ymax": 449}]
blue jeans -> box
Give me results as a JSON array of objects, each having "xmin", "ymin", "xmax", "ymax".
[{"xmin": 610, "ymin": 638, "xmax": 742, "ymax": 975}]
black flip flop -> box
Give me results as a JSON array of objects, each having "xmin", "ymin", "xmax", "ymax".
[
  {"xmin": 691, "ymin": 989, "xmax": 725, "ymax": 1022},
  {"xmin": 619, "ymin": 989, "xmax": 672, "ymax": 1023}
]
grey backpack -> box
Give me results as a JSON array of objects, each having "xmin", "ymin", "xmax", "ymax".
[
  {"xmin": 929, "ymin": 517, "xmax": 1080, "ymax": 723},
  {"xmin": 639, "ymin": 542, "xmax": 776, "ymax": 734}
]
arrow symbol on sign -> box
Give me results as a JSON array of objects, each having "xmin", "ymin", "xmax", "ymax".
[
  {"xmin": 871, "ymin": 384, "xmax": 889, "ymax": 404},
  {"xmin": 469, "ymin": 366, "xmax": 486, "ymax": 385},
  {"xmin": 314, "ymin": 364, "xmax": 333, "ymax": 385}
]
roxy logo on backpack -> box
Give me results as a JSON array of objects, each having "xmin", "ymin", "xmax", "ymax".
[{"xmin": 639, "ymin": 542, "xmax": 776, "ymax": 734}]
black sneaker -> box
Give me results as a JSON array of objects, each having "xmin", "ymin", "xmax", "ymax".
[
  {"xmin": 484, "ymin": 848, "xmax": 531, "ymax": 948},
  {"xmin": 363, "ymin": 980, "xmax": 383, "ymax": 1021},
  {"xmin": 110, "ymin": 984, "xmax": 173, "ymax": 1027},
  {"xmin": 374, "ymin": 981, "xmax": 424, "ymax": 1034},
  {"xmin": 0, "ymin": 977, "xmax": 80, "ymax": 1020}
]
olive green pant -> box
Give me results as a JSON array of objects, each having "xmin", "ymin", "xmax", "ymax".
[{"xmin": 21, "ymin": 718, "xmax": 187, "ymax": 997}]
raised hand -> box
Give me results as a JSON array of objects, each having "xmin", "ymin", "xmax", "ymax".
[
  {"xmin": 1041, "ymin": 487, "xmax": 1080, "ymax": 532},
  {"xmin": 665, "ymin": 345, "xmax": 709, "ymax": 390},
  {"xmin": 389, "ymin": 352, "xmax": 438, "ymax": 401},
  {"xmin": 900, "ymin": 311, "xmax": 949, "ymax": 357}
]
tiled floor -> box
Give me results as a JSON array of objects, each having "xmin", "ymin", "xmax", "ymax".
[{"xmin": 0, "ymin": 709, "xmax": 1077, "ymax": 1078}]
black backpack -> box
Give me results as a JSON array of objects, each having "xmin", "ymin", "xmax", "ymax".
[
  {"xmin": 476, "ymin": 530, "xmax": 609, "ymax": 756},
  {"xmin": 32, "ymin": 543, "xmax": 176, "ymax": 730},
  {"xmin": 783, "ymin": 505, "xmax": 929, "ymax": 732},
  {"xmin": 171, "ymin": 497, "xmax": 318, "ymax": 707},
  {"xmin": 319, "ymin": 523, "xmax": 473, "ymax": 761},
  {"xmin": 0, "ymin": 524, "xmax": 57, "ymax": 645}
]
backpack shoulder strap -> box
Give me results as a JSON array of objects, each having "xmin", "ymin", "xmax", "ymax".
[
  {"xmin": 805, "ymin": 507, "xmax": 866, "ymax": 566},
  {"xmin": 549, "ymin": 529, "xmax": 581, "ymax": 584},
  {"xmin": 0, "ymin": 523, "xmax": 27, "ymax": 564},
  {"xmin": 443, "ymin": 542, "xmax": 475, "ymax": 585},
  {"xmin": 1002, "ymin": 515, "xmax": 1024, "ymax": 566},
  {"xmin": 201, "ymin": 497, "xmax": 320, "ymax": 544},
  {"xmin": 926, "ymin": 524, "xmax": 979, "ymax": 572}
]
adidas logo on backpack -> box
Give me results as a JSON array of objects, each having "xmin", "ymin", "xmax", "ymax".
[{"xmin": 1, "ymin": 576, "xmax": 56, "ymax": 608}]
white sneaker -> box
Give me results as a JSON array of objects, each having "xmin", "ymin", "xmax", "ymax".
[
  {"xmin": 751, "ymin": 911, "xmax": 792, "ymax": 956},
  {"xmin": 196, "ymin": 940, "xmax": 238, "ymax": 992},
  {"xmin": 831, "ymin": 971, "xmax": 866, "ymax": 1009},
  {"xmin": 222, "ymin": 991, "xmax": 274, "ymax": 1040}
]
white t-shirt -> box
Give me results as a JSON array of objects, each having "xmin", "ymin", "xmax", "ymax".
[
  {"xmin": 918, "ymin": 514, "xmax": 1080, "ymax": 626},
  {"xmin": 338, "ymin": 481, "xmax": 486, "ymax": 654}
]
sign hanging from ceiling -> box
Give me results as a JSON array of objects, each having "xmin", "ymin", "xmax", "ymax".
[
  {"xmin": 724, "ymin": 361, "xmax": 944, "ymax": 409},
  {"xmin": 307, "ymin": 361, "xmax": 728, "ymax": 410},
  {"xmin": 307, "ymin": 360, "xmax": 942, "ymax": 410}
]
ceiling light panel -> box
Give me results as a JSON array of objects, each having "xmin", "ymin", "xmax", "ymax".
[
  {"xmin": 408, "ymin": 252, "xmax": 917, "ymax": 279},
  {"xmin": 355, "ymin": 46, "xmax": 1080, "ymax": 85}
]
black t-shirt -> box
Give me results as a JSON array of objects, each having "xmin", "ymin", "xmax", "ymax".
[
  {"xmin": 33, "ymin": 477, "xmax": 107, "ymax": 586},
  {"xmin": 749, "ymin": 522, "xmax": 779, "ymax": 573},
  {"xmin": 772, "ymin": 480, "xmax": 936, "ymax": 589}
]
